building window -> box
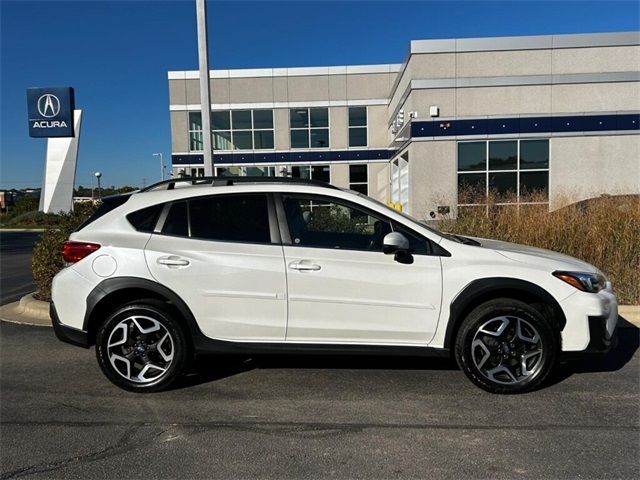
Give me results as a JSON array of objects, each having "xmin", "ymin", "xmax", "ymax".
[
  {"xmin": 290, "ymin": 108, "xmax": 329, "ymax": 148},
  {"xmin": 349, "ymin": 164, "xmax": 368, "ymax": 195},
  {"xmin": 188, "ymin": 112, "xmax": 203, "ymax": 152},
  {"xmin": 291, "ymin": 165, "xmax": 330, "ymax": 183},
  {"xmin": 189, "ymin": 111, "xmax": 274, "ymax": 152},
  {"xmin": 215, "ymin": 166, "xmax": 276, "ymax": 177},
  {"xmin": 348, "ymin": 107, "xmax": 367, "ymax": 147},
  {"xmin": 212, "ymin": 109, "xmax": 274, "ymax": 151},
  {"xmin": 457, "ymin": 139, "xmax": 549, "ymax": 213}
]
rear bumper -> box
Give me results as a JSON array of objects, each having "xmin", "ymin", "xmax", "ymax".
[{"xmin": 50, "ymin": 302, "xmax": 90, "ymax": 348}]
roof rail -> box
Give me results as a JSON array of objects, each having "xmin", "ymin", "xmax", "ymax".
[{"xmin": 139, "ymin": 176, "xmax": 340, "ymax": 192}]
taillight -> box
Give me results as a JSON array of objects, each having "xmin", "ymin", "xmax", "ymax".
[{"xmin": 62, "ymin": 241, "xmax": 101, "ymax": 263}]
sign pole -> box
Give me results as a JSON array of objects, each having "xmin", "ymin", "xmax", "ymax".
[
  {"xmin": 39, "ymin": 110, "xmax": 82, "ymax": 213},
  {"xmin": 196, "ymin": 0, "xmax": 213, "ymax": 176}
]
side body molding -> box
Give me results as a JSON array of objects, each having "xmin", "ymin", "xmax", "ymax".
[{"xmin": 443, "ymin": 277, "xmax": 566, "ymax": 349}]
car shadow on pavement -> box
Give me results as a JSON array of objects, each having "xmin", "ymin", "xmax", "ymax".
[
  {"xmin": 171, "ymin": 318, "xmax": 639, "ymax": 391},
  {"xmin": 550, "ymin": 318, "xmax": 639, "ymax": 386},
  {"xmin": 173, "ymin": 354, "xmax": 458, "ymax": 390}
]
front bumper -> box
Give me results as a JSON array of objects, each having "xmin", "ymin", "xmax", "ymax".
[
  {"xmin": 50, "ymin": 302, "xmax": 90, "ymax": 348},
  {"xmin": 561, "ymin": 313, "xmax": 618, "ymax": 361},
  {"xmin": 559, "ymin": 284, "xmax": 618, "ymax": 351}
]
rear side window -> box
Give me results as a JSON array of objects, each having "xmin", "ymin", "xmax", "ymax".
[
  {"xmin": 127, "ymin": 204, "xmax": 163, "ymax": 232},
  {"xmin": 74, "ymin": 194, "xmax": 131, "ymax": 232},
  {"xmin": 189, "ymin": 194, "xmax": 271, "ymax": 243},
  {"xmin": 162, "ymin": 201, "xmax": 189, "ymax": 236}
]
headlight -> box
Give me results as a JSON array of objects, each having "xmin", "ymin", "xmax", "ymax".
[{"xmin": 553, "ymin": 271, "xmax": 607, "ymax": 293}]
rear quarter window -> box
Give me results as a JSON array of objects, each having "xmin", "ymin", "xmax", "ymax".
[
  {"xmin": 126, "ymin": 204, "xmax": 164, "ymax": 232},
  {"xmin": 74, "ymin": 194, "xmax": 131, "ymax": 232}
]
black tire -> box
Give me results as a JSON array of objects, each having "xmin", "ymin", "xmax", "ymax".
[
  {"xmin": 455, "ymin": 298, "xmax": 558, "ymax": 394},
  {"xmin": 95, "ymin": 299, "xmax": 188, "ymax": 392}
]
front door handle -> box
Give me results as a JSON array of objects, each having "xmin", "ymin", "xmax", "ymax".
[
  {"xmin": 157, "ymin": 256, "xmax": 190, "ymax": 267},
  {"xmin": 288, "ymin": 260, "xmax": 321, "ymax": 271}
]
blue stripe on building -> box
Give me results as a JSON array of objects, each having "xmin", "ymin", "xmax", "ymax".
[
  {"xmin": 172, "ymin": 149, "xmax": 394, "ymax": 166},
  {"xmin": 411, "ymin": 113, "xmax": 639, "ymax": 138},
  {"xmin": 173, "ymin": 113, "xmax": 639, "ymax": 166}
]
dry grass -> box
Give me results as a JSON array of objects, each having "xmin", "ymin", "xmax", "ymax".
[{"xmin": 434, "ymin": 191, "xmax": 640, "ymax": 304}]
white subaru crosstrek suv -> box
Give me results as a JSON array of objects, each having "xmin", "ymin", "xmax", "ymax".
[{"xmin": 51, "ymin": 177, "xmax": 618, "ymax": 394}]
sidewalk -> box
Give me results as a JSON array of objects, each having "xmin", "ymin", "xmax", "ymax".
[{"xmin": 2, "ymin": 292, "xmax": 640, "ymax": 329}]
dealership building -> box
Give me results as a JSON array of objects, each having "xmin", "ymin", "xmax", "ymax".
[{"xmin": 168, "ymin": 31, "xmax": 639, "ymax": 217}]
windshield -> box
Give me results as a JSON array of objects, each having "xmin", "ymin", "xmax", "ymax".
[{"xmin": 348, "ymin": 190, "xmax": 464, "ymax": 243}]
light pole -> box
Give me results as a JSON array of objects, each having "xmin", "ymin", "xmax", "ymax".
[
  {"xmin": 196, "ymin": 0, "xmax": 213, "ymax": 176},
  {"xmin": 94, "ymin": 172, "xmax": 102, "ymax": 199},
  {"xmin": 153, "ymin": 153, "xmax": 165, "ymax": 181}
]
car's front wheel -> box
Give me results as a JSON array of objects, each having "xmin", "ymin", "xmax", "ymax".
[
  {"xmin": 455, "ymin": 298, "xmax": 558, "ymax": 394},
  {"xmin": 95, "ymin": 300, "xmax": 188, "ymax": 392}
]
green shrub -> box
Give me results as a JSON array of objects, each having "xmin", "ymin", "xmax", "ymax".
[
  {"xmin": 31, "ymin": 202, "xmax": 98, "ymax": 301},
  {"xmin": 1, "ymin": 210, "xmax": 60, "ymax": 227}
]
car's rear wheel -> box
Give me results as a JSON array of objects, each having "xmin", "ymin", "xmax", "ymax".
[
  {"xmin": 95, "ymin": 300, "xmax": 188, "ymax": 392},
  {"xmin": 455, "ymin": 298, "xmax": 558, "ymax": 394}
]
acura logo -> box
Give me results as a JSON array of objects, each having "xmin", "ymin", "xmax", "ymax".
[{"xmin": 37, "ymin": 94, "xmax": 61, "ymax": 118}]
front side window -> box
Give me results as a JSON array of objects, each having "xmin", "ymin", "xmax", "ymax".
[
  {"xmin": 348, "ymin": 107, "xmax": 367, "ymax": 147},
  {"xmin": 282, "ymin": 195, "xmax": 390, "ymax": 251},
  {"xmin": 290, "ymin": 108, "xmax": 329, "ymax": 148}
]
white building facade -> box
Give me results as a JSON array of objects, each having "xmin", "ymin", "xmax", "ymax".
[{"xmin": 168, "ymin": 31, "xmax": 640, "ymax": 218}]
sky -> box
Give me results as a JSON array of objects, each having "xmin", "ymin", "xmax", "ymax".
[{"xmin": 1, "ymin": 0, "xmax": 638, "ymax": 189}]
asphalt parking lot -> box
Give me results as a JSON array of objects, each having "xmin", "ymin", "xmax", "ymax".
[
  {"xmin": 1, "ymin": 320, "xmax": 638, "ymax": 479},
  {"xmin": 0, "ymin": 232, "xmax": 40, "ymax": 305}
]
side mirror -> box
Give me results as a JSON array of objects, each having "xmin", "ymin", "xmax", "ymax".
[{"xmin": 382, "ymin": 232, "xmax": 410, "ymax": 255}]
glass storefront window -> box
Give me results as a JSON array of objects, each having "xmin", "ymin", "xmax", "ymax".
[
  {"xmin": 458, "ymin": 142, "xmax": 486, "ymax": 171},
  {"xmin": 489, "ymin": 141, "xmax": 517, "ymax": 170},
  {"xmin": 457, "ymin": 139, "xmax": 549, "ymax": 209},
  {"xmin": 520, "ymin": 140, "xmax": 549, "ymax": 169}
]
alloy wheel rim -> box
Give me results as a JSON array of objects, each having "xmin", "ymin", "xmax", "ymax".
[
  {"xmin": 106, "ymin": 315, "xmax": 174, "ymax": 384},
  {"xmin": 471, "ymin": 316, "xmax": 544, "ymax": 385}
]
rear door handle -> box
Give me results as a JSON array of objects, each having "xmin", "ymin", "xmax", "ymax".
[
  {"xmin": 288, "ymin": 260, "xmax": 321, "ymax": 271},
  {"xmin": 157, "ymin": 256, "xmax": 190, "ymax": 267}
]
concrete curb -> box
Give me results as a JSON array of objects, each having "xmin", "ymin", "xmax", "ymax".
[
  {"xmin": 0, "ymin": 228, "xmax": 45, "ymax": 232},
  {"xmin": 0, "ymin": 293, "xmax": 51, "ymax": 327},
  {"xmin": 619, "ymin": 305, "xmax": 640, "ymax": 325},
  {"xmin": 2, "ymin": 293, "xmax": 640, "ymax": 329}
]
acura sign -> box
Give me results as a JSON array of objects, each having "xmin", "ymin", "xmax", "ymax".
[{"xmin": 27, "ymin": 87, "xmax": 75, "ymax": 137}]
